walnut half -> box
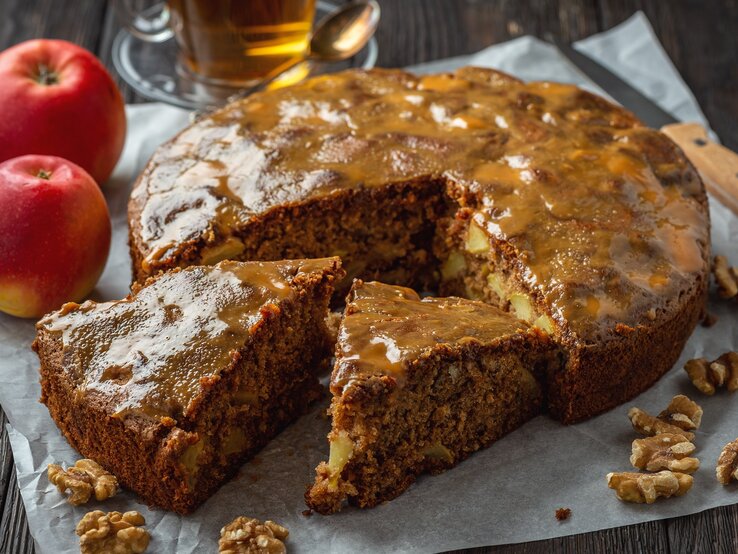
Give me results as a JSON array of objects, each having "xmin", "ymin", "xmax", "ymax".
[
  {"xmin": 630, "ymin": 433, "xmax": 700, "ymax": 474},
  {"xmin": 684, "ymin": 353, "xmax": 738, "ymax": 395},
  {"xmin": 76, "ymin": 510, "xmax": 150, "ymax": 554},
  {"xmin": 606, "ymin": 470, "xmax": 693, "ymax": 504},
  {"xmin": 716, "ymin": 438, "xmax": 738, "ymax": 485},
  {"xmin": 627, "ymin": 394, "xmax": 702, "ymax": 442},
  {"xmin": 219, "ymin": 516, "xmax": 289, "ymax": 554},
  {"xmin": 658, "ymin": 395, "xmax": 703, "ymax": 431},
  {"xmin": 47, "ymin": 459, "xmax": 118, "ymax": 506},
  {"xmin": 713, "ymin": 255, "xmax": 738, "ymax": 299}
]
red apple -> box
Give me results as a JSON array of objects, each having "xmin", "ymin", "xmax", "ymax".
[
  {"xmin": 0, "ymin": 39, "xmax": 126, "ymax": 184},
  {"xmin": 0, "ymin": 155, "xmax": 111, "ymax": 318}
]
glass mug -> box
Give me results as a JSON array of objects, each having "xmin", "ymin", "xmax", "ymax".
[{"xmin": 114, "ymin": 0, "xmax": 317, "ymax": 86}]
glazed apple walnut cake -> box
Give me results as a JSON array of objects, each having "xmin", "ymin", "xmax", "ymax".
[{"xmin": 128, "ymin": 66, "xmax": 710, "ymax": 424}]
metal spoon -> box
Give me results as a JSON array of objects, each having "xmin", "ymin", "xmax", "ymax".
[{"xmin": 233, "ymin": 0, "xmax": 380, "ymax": 99}]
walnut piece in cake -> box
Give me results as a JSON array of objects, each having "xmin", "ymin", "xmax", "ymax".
[
  {"xmin": 685, "ymin": 353, "xmax": 738, "ymax": 395},
  {"xmin": 630, "ymin": 434, "xmax": 699, "ymax": 474},
  {"xmin": 606, "ymin": 471, "xmax": 693, "ymax": 504},
  {"xmin": 76, "ymin": 510, "xmax": 150, "ymax": 554},
  {"xmin": 713, "ymin": 255, "xmax": 738, "ymax": 298},
  {"xmin": 716, "ymin": 438, "xmax": 738, "ymax": 485},
  {"xmin": 47, "ymin": 459, "xmax": 118, "ymax": 506},
  {"xmin": 627, "ymin": 397, "xmax": 700, "ymax": 441},
  {"xmin": 219, "ymin": 516, "xmax": 289, "ymax": 554}
]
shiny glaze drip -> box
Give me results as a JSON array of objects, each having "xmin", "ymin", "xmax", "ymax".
[
  {"xmin": 39, "ymin": 258, "xmax": 335, "ymax": 420},
  {"xmin": 131, "ymin": 67, "xmax": 709, "ymax": 338},
  {"xmin": 333, "ymin": 281, "xmax": 529, "ymax": 391}
]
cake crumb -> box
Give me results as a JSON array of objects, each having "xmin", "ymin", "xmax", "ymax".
[
  {"xmin": 702, "ymin": 312, "xmax": 718, "ymax": 327},
  {"xmin": 302, "ymin": 509, "xmax": 313, "ymax": 517},
  {"xmin": 555, "ymin": 507, "xmax": 571, "ymax": 521}
]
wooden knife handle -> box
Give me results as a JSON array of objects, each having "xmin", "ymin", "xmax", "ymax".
[{"xmin": 661, "ymin": 122, "xmax": 738, "ymax": 215}]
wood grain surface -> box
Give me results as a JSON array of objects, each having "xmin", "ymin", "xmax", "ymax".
[{"xmin": 1, "ymin": 1, "xmax": 737, "ymax": 552}]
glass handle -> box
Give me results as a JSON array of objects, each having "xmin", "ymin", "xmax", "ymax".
[{"xmin": 113, "ymin": 0, "xmax": 173, "ymax": 43}]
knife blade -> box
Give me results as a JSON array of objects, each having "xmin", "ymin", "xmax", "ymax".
[
  {"xmin": 553, "ymin": 39, "xmax": 738, "ymax": 215},
  {"xmin": 553, "ymin": 40, "xmax": 678, "ymax": 129}
]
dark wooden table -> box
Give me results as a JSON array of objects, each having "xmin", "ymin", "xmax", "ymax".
[{"xmin": 2, "ymin": 1, "xmax": 737, "ymax": 552}]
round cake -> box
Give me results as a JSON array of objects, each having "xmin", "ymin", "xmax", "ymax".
[{"xmin": 128, "ymin": 67, "xmax": 710, "ymax": 423}]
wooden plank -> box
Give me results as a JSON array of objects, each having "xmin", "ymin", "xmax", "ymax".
[
  {"xmin": 0, "ymin": 409, "xmax": 34, "ymax": 554},
  {"xmin": 472, "ymin": 521, "xmax": 669, "ymax": 553},
  {"xmin": 369, "ymin": 0, "xmax": 600, "ymax": 68},
  {"xmin": 597, "ymin": 0, "xmax": 738, "ymax": 151},
  {"xmin": 666, "ymin": 504, "xmax": 738, "ymax": 553},
  {"xmin": 98, "ymin": 0, "xmax": 149, "ymax": 103},
  {"xmin": 0, "ymin": 0, "xmax": 107, "ymax": 51},
  {"xmin": 0, "ymin": 409, "xmax": 13, "ymax": 523}
]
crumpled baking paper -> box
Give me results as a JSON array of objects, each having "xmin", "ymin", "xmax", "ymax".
[{"xmin": 1, "ymin": 12, "xmax": 736, "ymax": 553}]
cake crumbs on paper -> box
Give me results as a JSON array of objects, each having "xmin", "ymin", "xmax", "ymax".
[
  {"xmin": 555, "ymin": 507, "xmax": 571, "ymax": 521},
  {"xmin": 702, "ymin": 312, "xmax": 718, "ymax": 327}
]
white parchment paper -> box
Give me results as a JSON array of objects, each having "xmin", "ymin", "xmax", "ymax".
[{"xmin": 2, "ymin": 12, "xmax": 737, "ymax": 553}]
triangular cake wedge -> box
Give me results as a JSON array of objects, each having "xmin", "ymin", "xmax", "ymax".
[
  {"xmin": 306, "ymin": 280, "xmax": 554, "ymax": 514},
  {"xmin": 34, "ymin": 258, "xmax": 344, "ymax": 514}
]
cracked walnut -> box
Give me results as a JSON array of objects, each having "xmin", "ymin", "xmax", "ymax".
[
  {"xmin": 76, "ymin": 510, "xmax": 150, "ymax": 554},
  {"xmin": 219, "ymin": 516, "xmax": 289, "ymax": 554},
  {"xmin": 685, "ymin": 352, "xmax": 738, "ymax": 395},
  {"xmin": 716, "ymin": 438, "xmax": 738, "ymax": 485},
  {"xmin": 606, "ymin": 470, "xmax": 693, "ymax": 504},
  {"xmin": 627, "ymin": 395, "xmax": 702, "ymax": 441},
  {"xmin": 630, "ymin": 433, "xmax": 699, "ymax": 474},
  {"xmin": 47, "ymin": 459, "xmax": 118, "ymax": 506},
  {"xmin": 713, "ymin": 255, "xmax": 738, "ymax": 299}
]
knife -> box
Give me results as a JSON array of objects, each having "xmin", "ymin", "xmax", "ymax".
[{"xmin": 554, "ymin": 40, "xmax": 738, "ymax": 215}]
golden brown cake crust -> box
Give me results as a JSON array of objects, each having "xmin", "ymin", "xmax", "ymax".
[
  {"xmin": 34, "ymin": 258, "xmax": 344, "ymax": 513},
  {"xmin": 128, "ymin": 67, "xmax": 710, "ymax": 422}
]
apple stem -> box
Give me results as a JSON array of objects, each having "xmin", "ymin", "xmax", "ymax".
[
  {"xmin": 36, "ymin": 169, "xmax": 52, "ymax": 180},
  {"xmin": 35, "ymin": 64, "xmax": 59, "ymax": 86}
]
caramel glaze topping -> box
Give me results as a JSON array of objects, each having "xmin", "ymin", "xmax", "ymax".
[
  {"xmin": 38, "ymin": 258, "xmax": 337, "ymax": 421},
  {"xmin": 131, "ymin": 67, "xmax": 709, "ymax": 341},
  {"xmin": 333, "ymin": 280, "xmax": 531, "ymax": 392}
]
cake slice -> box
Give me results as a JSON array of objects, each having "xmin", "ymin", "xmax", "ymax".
[
  {"xmin": 34, "ymin": 258, "xmax": 343, "ymax": 514},
  {"xmin": 306, "ymin": 280, "xmax": 554, "ymax": 514}
]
